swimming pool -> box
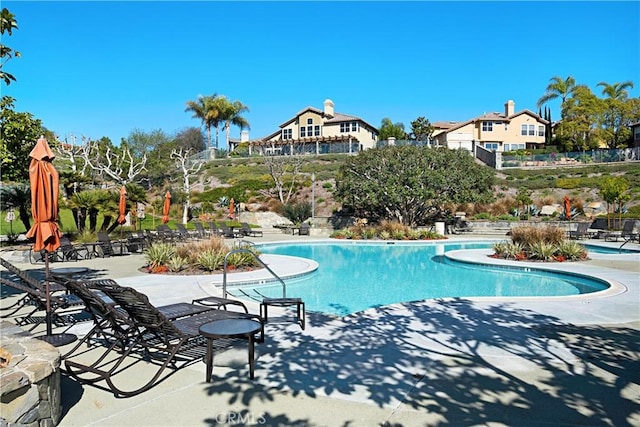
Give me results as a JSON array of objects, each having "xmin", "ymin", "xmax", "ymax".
[{"xmin": 236, "ymin": 242, "xmax": 609, "ymax": 316}]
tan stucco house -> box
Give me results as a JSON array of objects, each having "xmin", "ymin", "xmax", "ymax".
[
  {"xmin": 248, "ymin": 99, "xmax": 378, "ymax": 155},
  {"xmin": 432, "ymin": 100, "xmax": 549, "ymax": 152}
]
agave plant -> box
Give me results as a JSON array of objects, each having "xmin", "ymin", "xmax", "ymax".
[
  {"xmin": 492, "ymin": 241, "xmax": 508, "ymax": 257},
  {"xmin": 197, "ymin": 250, "xmax": 225, "ymax": 271},
  {"xmin": 528, "ymin": 241, "xmax": 557, "ymax": 261},
  {"xmin": 167, "ymin": 255, "xmax": 189, "ymax": 272},
  {"xmin": 557, "ymin": 241, "xmax": 587, "ymax": 261},
  {"xmin": 504, "ymin": 241, "xmax": 525, "ymax": 259},
  {"xmin": 144, "ymin": 243, "xmax": 176, "ymax": 268}
]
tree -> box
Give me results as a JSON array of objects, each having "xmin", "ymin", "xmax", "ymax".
[
  {"xmin": 263, "ymin": 154, "xmax": 306, "ymax": 204},
  {"xmin": 0, "ymin": 97, "xmax": 48, "ymax": 181},
  {"xmin": 0, "ymin": 184, "xmax": 31, "ymax": 231},
  {"xmin": 175, "ymin": 127, "xmax": 206, "ymax": 153},
  {"xmin": 185, "ymin": 94, "xmax": 222, "ymax": 155},
  {"xmin": 555, "ymin": 85, "xmax": 602, "ymax": 151},
  {"xmin": 81, "ymin": 137, "xmax": 147, "ymax": 186},
  {"xmin": 537, "ymin": 75, "xmax": 577, "ymax": 114},
  {"xmin": 409, "ymin": 116, "xmax": 434, "ymax": 145},
  {"xmin": 0, "ymin": 7, "xmax": 20, "ymax": 85},
  {"xmin": 378, "ymin": 118, "xmax": 407, "ymax": 140},
  {"xmin": 335, "ymin": 146, "xmax": 494, "ymax": 226},
  {"xmin": 596, "ymin": 81, "xmax": 637, "ymax": 148},
  {"xmin": 514, "ymin": 187, "xmax": 533, "ymax": 220},
  {"xmin": 220, "ymin": 99, "xmax": 250, "ymax": 154},
  {"xmin": 599, "ymin": 176, "xmax": 628, "ymax": 229},
  {"xmin": 170, "ymin": 147, "xmax": 203, "ymax": 224}
]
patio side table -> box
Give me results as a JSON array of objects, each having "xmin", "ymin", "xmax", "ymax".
[{"xmin": 199, "ymin": 318, "xmax": 262, "ymax": 381}]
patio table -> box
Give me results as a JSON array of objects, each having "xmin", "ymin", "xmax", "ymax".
[{"xmin": 199, "ymin": 318, "xmax": 262, "ymax": 381}]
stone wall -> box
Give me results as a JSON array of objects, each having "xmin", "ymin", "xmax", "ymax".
[{"xmin": 0, "ymin": 321, "xmax": 62, "ymax": 426}]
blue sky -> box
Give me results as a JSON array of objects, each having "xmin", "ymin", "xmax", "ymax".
[{"xmin": 4, "ymin": 1, "xmax": 639, "ymax": 148}]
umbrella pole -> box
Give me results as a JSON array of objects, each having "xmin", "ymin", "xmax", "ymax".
[{"xmin": 44, "ymin": 252, "xmax": 52, "ymax": 336}]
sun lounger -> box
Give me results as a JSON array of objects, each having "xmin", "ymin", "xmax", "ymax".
[{"xmin": 63, "ymin": 281, "xmax": 263, "ymax": 397}]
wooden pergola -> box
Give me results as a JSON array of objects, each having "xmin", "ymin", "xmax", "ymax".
[{"xmin": 248, "ymin": 135, "xmax": 360, "ymax": 156}]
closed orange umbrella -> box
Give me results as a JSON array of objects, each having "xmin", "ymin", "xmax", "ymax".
[
  {"xmin": 229, "ymin": 198, "xmax": 235, "ymax": 220},
  {"xmin": 564, "ymin": 195, "xmax": 571, "ymax": 220},
  {"xmin": 118, "ymin": 186, "xmax": 127, "ymax": 224},
  {"xmin": 25, "ymin": 136, "xmax": 61, "ymax": 253},
  {"xmin": 25, "ymin": 136, "xmax": 74, "ymax": 345},
  {"xmin": 162, "ymin": 191, "xmax": 171, "ymax": 224}
]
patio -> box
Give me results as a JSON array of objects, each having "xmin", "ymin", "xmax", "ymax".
[{"xmin": 1, "ymin": 232, "xmax": 638, "ymax": 426}]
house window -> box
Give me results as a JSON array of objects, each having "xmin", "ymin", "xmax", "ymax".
[
  {"xmin": 538, "ymin": 126, "xmax": 545, "ymax": 137},
  {"xmin": 504, "ymin": 143, "xmax": 525, "ymax": 152},
  {"xmin": 521, "ymin": 124, "xmax": 535, "ymax": 136},
  {"xmin": 529, "ymin": 125, "xmax": 535, "ymax": 136},
  {"xmin": 482, "ymin": 121, "xmax": 493, "ymax": 132},
  {"xmin": 307, "ymin": 125, "xmax": 313, "ymax": 136},
  {"xmin": 351, "ymin": 122, "xmax": 358, "ymax": 132},
  {"xmin": 484, "ymin": 142, "xmax": 499, "ymax": 151},
  {"xmin": 282, "ymin": 129, "xmax": 292, "ymax": 140},
  {"xmin": 300, "ymin": 126, "xmax": 306, "ymax": 138},
  {"xmin": 314, "ymin": 125, "xmax": 320, "ymax": 136},
  {"xmin": 340, "ymin": 123, "xmax": 350, "ymax": 133},
  {"xmin": 307, "ymin": 118, "xmax": 313, "ymax": 125}
]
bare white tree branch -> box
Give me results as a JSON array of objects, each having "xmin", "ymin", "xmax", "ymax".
[
  {"xmin": 171, "ymin": 147, "xmax": 203, "ymax": 224},
  {"xmin": 81, "ymin": 140, "xmax": 147, "ymax": 186}
]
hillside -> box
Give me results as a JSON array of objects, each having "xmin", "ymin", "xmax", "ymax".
[{"xmin": 193, "ymin": 154, "xmax": 640, "ymax": 219}]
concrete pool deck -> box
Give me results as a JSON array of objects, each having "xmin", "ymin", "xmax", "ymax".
[{"xmin": 1, "ymin": 232, "xmax": 638, "ymax": 426}]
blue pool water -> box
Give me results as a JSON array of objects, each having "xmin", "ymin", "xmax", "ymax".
[{"xmin": 239, "ymin": 242, "xmax": 609, "ymax": 316}]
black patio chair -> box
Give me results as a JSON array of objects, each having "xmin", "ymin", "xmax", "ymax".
[
  {"xmin": 64, "ymin": 283, "xmax": 264, "ymax": 397},
  {"xmin": 240, "ymin": 222, "xmax": 263, "ymax": 237},
  {"xmin": 97, "ymin": 232, "xmax": 127, "ymax": 257},
  {"xmin": 55, "ymin": 236, "xmax": 90, "ymax": 261}
]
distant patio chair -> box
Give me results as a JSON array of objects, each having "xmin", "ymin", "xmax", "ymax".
[
  {"xmin": 240, "ymin": 222, "xmax": 263, "ymax": 237},
  {"xmin": 294, "ymin": 223, "xmax": 311, "ymax": 236},
  {"xmin": 97, "ymin": 232, "xmax": 126, "ymax": 257},
  {"xmin": 568, "ymin": 222, "xmax": 590, "ymax": 240}
]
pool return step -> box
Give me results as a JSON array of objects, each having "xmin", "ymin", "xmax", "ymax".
[{"xmin": 222, "ymin": 247, "xmax": 306, "ymax": 330}]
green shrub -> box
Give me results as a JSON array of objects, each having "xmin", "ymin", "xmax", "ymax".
[
  {"xmin": 283, "ymin": 202, "xmax": 312, "ymax": 224},
  {"xmin": 167, "ymin": 256, "xmax": 189, "ymax": 272},
  {"xmin": 145, "ymin": 243, "xmax": 176, "ymax": 268},
  {"xmin": 528, "ymin": 241, "xmax": 558, "ymax": 261},
  {"xmin": 557, "ymin": 241, "xmax": 587, "ymax": 260},
  {"xmin": 197, "ymin": 250, "xmax": 225, "ymax": 271}
]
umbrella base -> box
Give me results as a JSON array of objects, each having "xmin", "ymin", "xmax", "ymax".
[{"xmin": 35, "ymin": 333, "xmax": 77, "ymax": 347}]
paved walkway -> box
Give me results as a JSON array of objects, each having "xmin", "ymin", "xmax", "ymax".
[{"xmin": 1, "ymin": 231, "xmax": 639, "ymax": 426}]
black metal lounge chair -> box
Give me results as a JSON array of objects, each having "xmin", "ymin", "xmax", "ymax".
[
  {"xmin": 192, "ymin": 221, "xmax": 211, "ymax": 239},
  {"xmin": 294, "ymin": 223, "xmax": 310, "ymax": 236},
  {"xmin": 55, "ymin": 236, "xmax": 90, "ymax": 261},
  {"xmin": 450, "ymin": 217, "xmax": 473, "ymax": 234},
  {"xmin": 0, "ymin": 275, "xmax": 84, "ymax": 331},
  {"xmin": 240, "ymin": 222, "xmax": 263, "ymax": 237},
  {"xmin": 175, "ymin": 223, "xmax": 198, "ymax": 240},
  {"xmin": 63, "ymin": 283, "xmax": 264, "ymax": 397},
  {"xmin": 604, "ymin": 220, "xmax": 639, "ymax": 242},
  {"xmin": 218, "ymin": 222, "xmax": 240, "ymax": 238},
  {"xmin": 568, "ymin": 222, "xmax": 590, "ymax": 240},
  {"xmin": 97, "ymin": 232, "xmax": 127, "ymax": 257}
]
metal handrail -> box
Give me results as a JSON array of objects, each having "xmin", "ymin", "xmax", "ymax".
[{"xmin": 222, "ymin": 249, "xmax": 287, "ymax": 299}]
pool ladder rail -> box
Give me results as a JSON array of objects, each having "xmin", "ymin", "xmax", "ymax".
[{"xmin": 222, "ymin": 248, "xmax": 306, "ymax": 330}]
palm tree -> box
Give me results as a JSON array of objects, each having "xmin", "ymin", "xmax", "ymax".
[
  {"xmin": 220, "ymin": 99, "xmax": 250, "ymax": 154},
  {"xmin": 597, "ymin": 81, "xmax": 634, "ymax": 100},
  {"xmin": 185, "ymin": 94, "xmax": 222, "ymax": 155},
  {"xmin": 0, "ymin": 184, "xmax": 31, "ymax": 231},
  {"xmin": 537, "ymin": 76, "xmax": 577, "ymax": 111}
]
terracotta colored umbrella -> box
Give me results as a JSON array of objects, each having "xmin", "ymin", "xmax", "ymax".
[
  {"xmin": 162, "ymin": 191, "xmax": 171, "ymax": 224},
  {"xmin": 229, "ymin": 198, "xmax": 235, "ymax": 220},
  {"xmin": 564, "ymin": 195, "xmax": 571, "ymax": 220},
  {"xmin": 117, "ymin": 186, "xmax": 127, "ymax": 225},
  {"xmin": 25, "ymin": 137, "xmax": 74, "ymax": 345}
]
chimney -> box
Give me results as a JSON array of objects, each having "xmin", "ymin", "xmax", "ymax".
[
  {"xmin": 323, "ymin": 99, "xmax": 335, "ymax": 117},
  {"xmin": 240, "ymin": 130, "xmax": 249, "ymax": 142},
  {"xmin": 505, "ymin": 100, "xmax": 515, "ymax": 117}
]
